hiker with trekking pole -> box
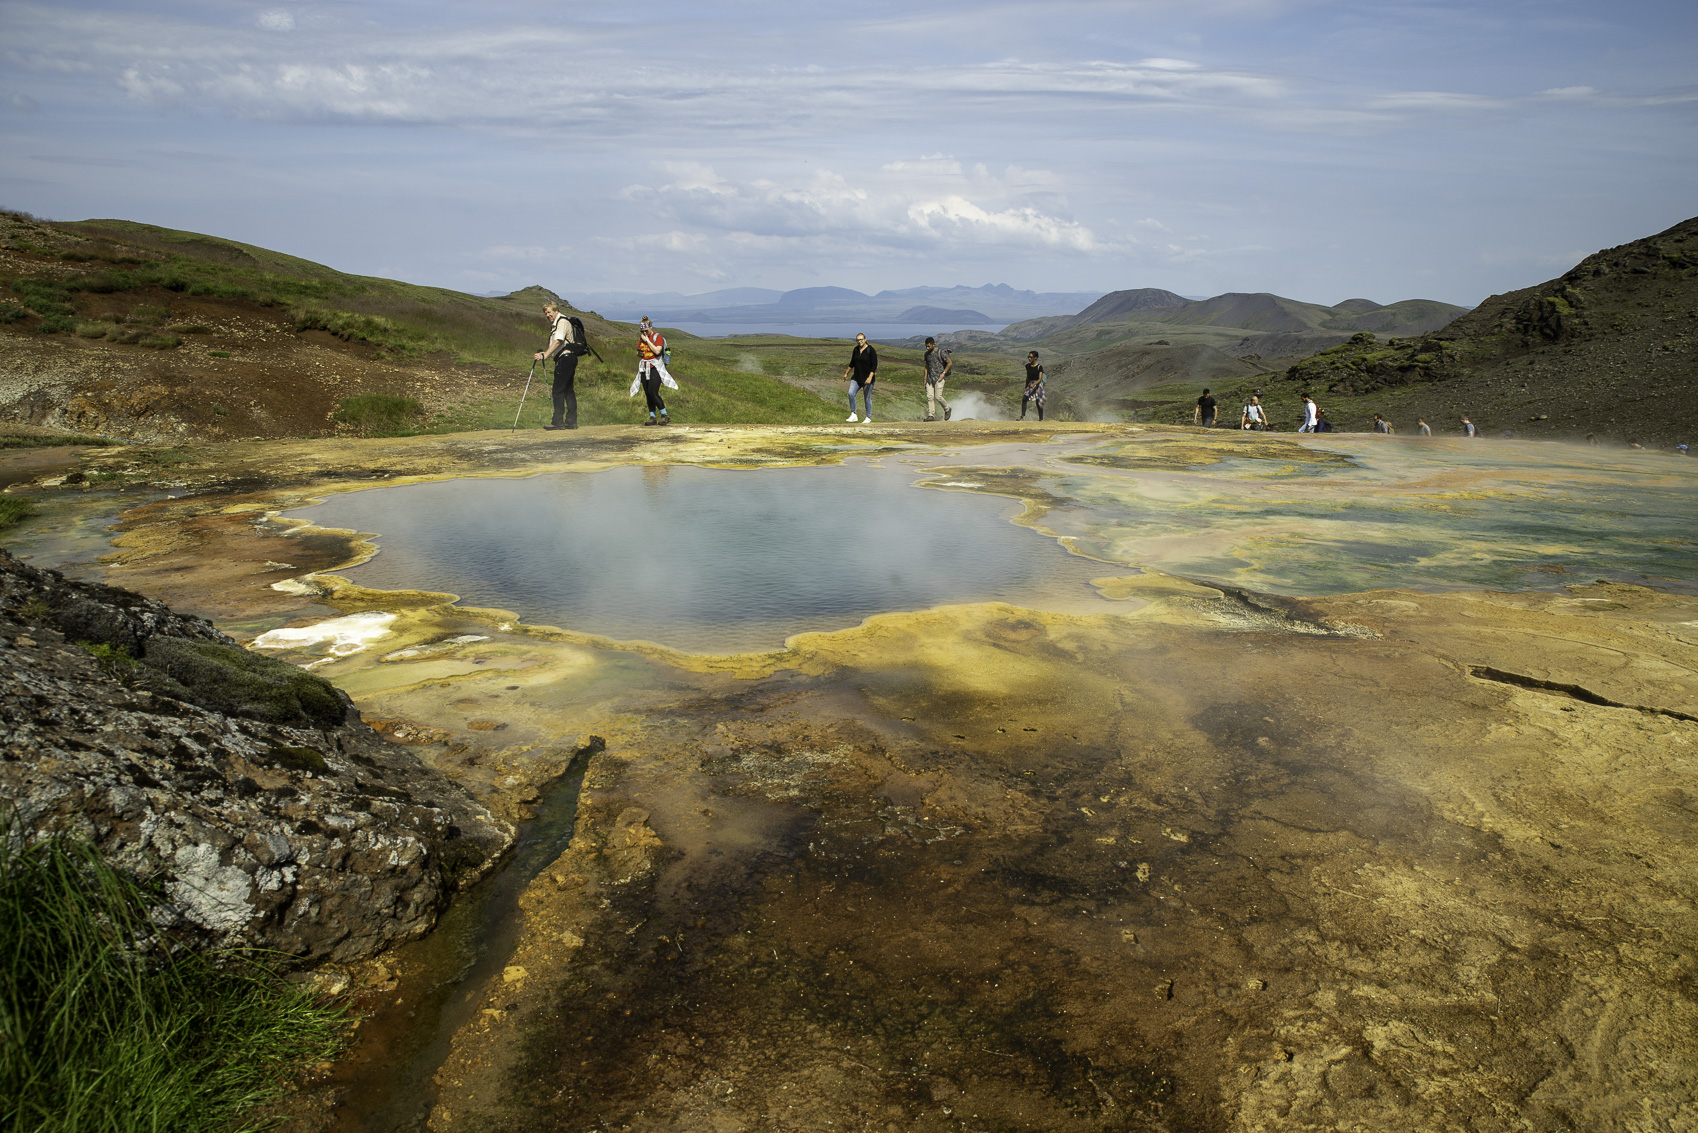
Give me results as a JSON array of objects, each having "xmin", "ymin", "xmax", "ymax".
[
  {"xmin": 515, "ymin": 302, "xmax": 599, "ymax": 431},
  {"xmin": 630, "ymin": 316, "xmax": 678, "ymax": 425}
]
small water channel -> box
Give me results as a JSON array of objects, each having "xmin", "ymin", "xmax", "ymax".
[
  {"xmin": 283, "ymin": 462, "xmax": 1114, "ymax": 652},
  {"xmin": 321, "ymin": 740, "xmax": 601, "ymax": 1132}
]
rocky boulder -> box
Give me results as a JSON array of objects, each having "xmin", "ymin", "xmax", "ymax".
[{"xmin": 0, "ymin": 547, "xmax": 513, "ymax": 963}]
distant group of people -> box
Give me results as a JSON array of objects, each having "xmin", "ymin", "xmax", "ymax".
[{"xmin": 1191, "ymin": 387, "xmax": 1491, "ymax": 438}]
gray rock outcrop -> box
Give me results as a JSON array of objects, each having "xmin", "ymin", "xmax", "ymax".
[{"xmin": 0, "ymin": 547, "xmax": 513, "ymax": 963}]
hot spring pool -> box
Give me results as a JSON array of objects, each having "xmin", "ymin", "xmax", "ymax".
[{"xmin": 282, "ymin": 463, "xmax": 1111, "ymax": 652}]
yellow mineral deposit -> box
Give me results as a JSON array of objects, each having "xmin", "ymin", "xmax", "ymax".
[{"xmin": 16, "ymin": 421, "xmax": 1694, "ymax": 1131}]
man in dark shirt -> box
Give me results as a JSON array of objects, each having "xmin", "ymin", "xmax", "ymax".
[
  {"xmin": 844, "ymin": 333, "xmax": 878, "ymax": 422},
  {"xmin": 1194, "ymin": 389, "xmax": 1217, "ymax": 427},
  {"xmin": 1020, "ymin": 351, "xmax": 1045, "ymax": 420}
]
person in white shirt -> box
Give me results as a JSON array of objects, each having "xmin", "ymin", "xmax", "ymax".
[
  {"xmin": 1417, "ymin": 419, "xmax": 1432, "ymax": 436},
  {"xmin": 1299, "ymin": 395, "xmax": 1318, "ymax": 433},
  {"xmin": 1241, "ymin": 395, "xmax": 1267, "ymax": 431}
]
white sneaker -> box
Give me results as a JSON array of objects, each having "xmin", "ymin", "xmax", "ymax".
[
  {"xmin": 846, "ymin": 413, "xmax": 858, "ymax": 422},
  {"xmin": 862, "ymin": 417, "xmax": 872, "ymax": 423}
]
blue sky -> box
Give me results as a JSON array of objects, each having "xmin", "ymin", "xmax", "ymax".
[{"xmin": 1, "ymin": 0, "xmax": 1693, "ymax": 306}]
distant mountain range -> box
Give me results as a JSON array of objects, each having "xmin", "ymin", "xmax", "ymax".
[
  {"xmin": 582, "ymin": 282, "xmax": 1468, "ymax": 359},
  {"xmin": 579, "ymin": 283, "xmax": 1105, "ymax": 324}
]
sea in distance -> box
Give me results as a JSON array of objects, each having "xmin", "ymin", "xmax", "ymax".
[{"xmin": 647, "ymin": 320, "xmax": 1008, "ymax": 340}]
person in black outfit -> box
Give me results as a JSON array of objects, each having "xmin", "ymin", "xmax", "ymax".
[
  {"xmin": 1194, "ymin": 388, "xmax": 1217, "ymax": 427},
  {"xmin": 843, "ymin": 333, "xmax": 878, "ymax": 422},
  {"xmin": 534, "ymin": 302, "xmax": 581, "ymax": 430},
  {"xmin": 1020, "ymin": 351, "xmax": 1045, "ymax": 420}
]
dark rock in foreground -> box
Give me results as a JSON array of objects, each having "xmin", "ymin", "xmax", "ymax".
[{"xmin": 0, "ymin": 548, "xmax": 512, "ymax": 963}]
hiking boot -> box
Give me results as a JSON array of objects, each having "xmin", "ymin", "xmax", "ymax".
[
  {"xmin": 923, "ymin": 415, "xmax": 935, "ymax": 422},
  {"xmin": 659, "ymin": 412, "xmax": 671, "ymax": 425},
  {"xmin": 846, "ymin": 413, "xmax": 858, "ymax": 422},
  {"xmin": 643, "ymin": 415, "xmax": 657, "ymax": 426},
  {"xmin": 544, "ymin": 424, "xmax": 565, "ymax": 430},
  {"xmin": 944, "ymin": 406, "xmax": 952, "ymax": 421}
]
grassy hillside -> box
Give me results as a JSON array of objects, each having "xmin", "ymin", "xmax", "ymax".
[
  {"xmin": 1130, "ymin": 215, "xmax": 1698, "ymax": 443},
  {"xmin": 0, "ymin": 210, "xmax": 856, "ymax": 439}
]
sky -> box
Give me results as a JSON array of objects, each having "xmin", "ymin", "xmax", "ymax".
[{"xmin": 1, "ymin": 0, "xmax": 1694, "ymax": 307}]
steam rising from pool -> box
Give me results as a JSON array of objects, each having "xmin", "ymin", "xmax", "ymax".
[{"xmin": 283, "ymin": 464, "xmax": 1108, "ymax": 652}]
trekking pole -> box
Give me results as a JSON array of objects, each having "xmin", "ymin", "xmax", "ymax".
[{"xmin": 512, "ymin": 359, "xmax": 537, "ymax": 432}]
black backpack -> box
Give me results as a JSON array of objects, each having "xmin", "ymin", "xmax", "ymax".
[{"xmin": 556, "ymin": 314, "xmax": 590, "ymax": 356}]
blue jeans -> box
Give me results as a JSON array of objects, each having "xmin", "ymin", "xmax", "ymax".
[{"xmin": 848, "ymin": 380, "xmax": 873, "ymax": 416}]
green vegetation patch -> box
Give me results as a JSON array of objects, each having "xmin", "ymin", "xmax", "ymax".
[
  {"xmin": 78, "ymin": 641, "xmax": 137, "ymax": 683},
  {"xmin": 0, "ymin": 833, "xmax": 346, "ymax": 1133},
  {"xmin": 0, "ymin": 433, "xmax": 118, "ymax": 450},
  {"xmin": 137, "ymin": 638, "xmax": 348, "ymax": 729},
  {"xmin": 124, "ymin": 304, "xmax": 171, "ymax": 325},
  {"xmin": 266, "ymin": 744, "xmax": 329, "ymax": 775},
  {"xmin": 333, "ymin": 392, "xmax": 427, "ymax": 436},
  {"xmin": 9, "ymin": 278, "xmax": 74, "ymax": 318},
  {"xmin": 0, "ymin": 497, "xmax": 37, "ymax": 532}
]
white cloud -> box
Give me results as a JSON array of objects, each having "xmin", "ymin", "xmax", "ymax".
[
  {"xmin": 0, "ymin": 0, "xmax": 1690, "ymax": 304},
  {"xmin": 622, "ymin": 162, "xmax": 1112, "ymax": 257},
  {"xmin": 6, "ymin": 1, "xmax": 1654, "ymax": 138},
  {"xmin": 907, "ymin": 196, "xmax": 1098, "ymax": 251}
]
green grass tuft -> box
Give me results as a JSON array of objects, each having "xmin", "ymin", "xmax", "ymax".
[
  {"xmin": 0, "ymin": 497, "xmax": 37, "ymax": 532},
  {"xmin": 333, "ymin": 392, "xmax": 427, "ymax": 436},
  {"xmin": 77, "ymin": 642, "xmax": 137, "ymax": 683},
  {"xmin": 124, "ymin": 305, "xmax": 170, "ymax": 326},
  {"xmin": 0, "ymin": 833, "xmax": 347, "ymax": 1133}
]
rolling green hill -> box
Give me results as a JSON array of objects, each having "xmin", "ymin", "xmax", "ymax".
[{"xmin": 1131, "ymin": 215, "xmax": 1698, "ymax": 443}]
